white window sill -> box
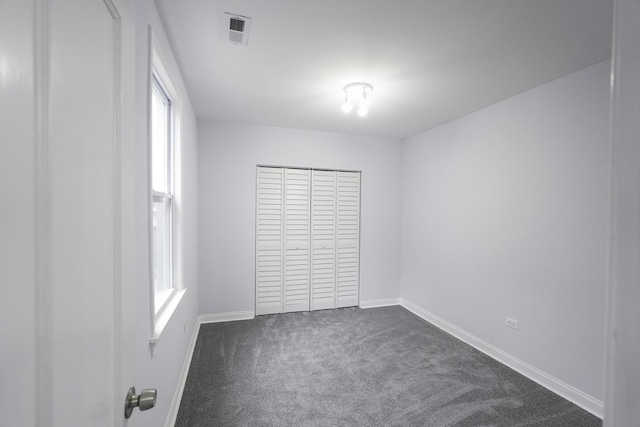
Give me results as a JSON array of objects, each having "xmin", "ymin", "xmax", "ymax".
[{"xmin": 149, "ymin": 288, "xmax": 187, "ymax": 354}]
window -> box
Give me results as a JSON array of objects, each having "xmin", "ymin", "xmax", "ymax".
[
  {"xmin": 151, "ymin": 74, "xmax": 174, "ymax": 312},
  {"xmin": 148, "ymin": 36, "xmax": 186, "ymax": 349}
]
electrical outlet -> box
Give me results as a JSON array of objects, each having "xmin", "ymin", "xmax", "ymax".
[{"xmin": 505, "ymin": 317, "xmax": 519, "ymax": 330}]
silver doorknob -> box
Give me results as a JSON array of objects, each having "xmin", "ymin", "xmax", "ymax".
[{"xmin": 124, "ymin": 386, "xmax": 157, "ymax": 419}]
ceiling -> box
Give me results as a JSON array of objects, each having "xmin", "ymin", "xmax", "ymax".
[{"xmin": 154, "ymin": 0, "xmax": 612, "ymax": 140}]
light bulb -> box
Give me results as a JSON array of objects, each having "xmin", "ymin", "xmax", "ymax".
[
  {"xmin": 341, "ymin": 83, "xmax": 373, "ymax": 116},
  {"xmin": 357, "ymin": 89, "xmax": 369, "ymax": 116}
]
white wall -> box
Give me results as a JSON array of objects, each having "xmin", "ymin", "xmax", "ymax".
[
  {"xmin": 134, "ymin": 2, "xmax": 199, "ymax": 426},
  {"xmin": 401, "ymin": 61, "xmax": 610, "ymax": 405},
  {"xmin": 198, "ymin": 123, "xmax": 402, "ymax": 315}
]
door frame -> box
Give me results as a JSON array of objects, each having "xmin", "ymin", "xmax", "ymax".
[{"xmin": 604, "ymin": 0, "xmax": 640, "ymax": 425}]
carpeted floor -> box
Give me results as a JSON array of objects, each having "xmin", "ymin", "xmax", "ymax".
[{"xmin": 175, "ymin": 306, "xmax": 602, "ymax": 426}]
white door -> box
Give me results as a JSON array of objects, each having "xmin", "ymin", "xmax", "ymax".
[
  {"xmin": 256, "ymin": 166, "xmax": 285, "ymax": 315},
  {"xmin": 336, "ymin": 171, "xmax": 361, "ymax": 308},
  {"xmin": 283, "ymin": 168, "xmax": 311, "ymax": 312},
  {"xmin": 0, "ymin": 0, "xmax": 137, "ymax": 426},
  {"xmin": 256, "ymin": 167, "xmax": 360, "ymax": 315},
  {"xmin": 255, "ymin": 167, "xmax": 311, "ymax": 314},
  {"xmin": 311, "ymin": 170, "xmax": 337, "ymax": 310}
]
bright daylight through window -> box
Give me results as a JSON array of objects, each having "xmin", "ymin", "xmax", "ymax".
[{"xmin": 151, "ymin": 73, "xmax": 174, "ymax": 315}]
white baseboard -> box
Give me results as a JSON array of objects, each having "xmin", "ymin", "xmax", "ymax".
[
  {"xmin": 199, "ymin": 310, "xmax": 255, "ymax": 324},
  {"xmin": 164, "ymin": 318, "xmax": 201, "ymax": 427},
  {"xmin": 360, "ymin": 298, "xmax": 401, "ymax": 309},
  {"xmin": 400, "ymin": 298, "xmax": 604, "ymax": 419}
]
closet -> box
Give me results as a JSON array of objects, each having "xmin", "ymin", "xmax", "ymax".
[{"xmin": 255, "ymin": 166, "xmax": 361, "ymax": 315}]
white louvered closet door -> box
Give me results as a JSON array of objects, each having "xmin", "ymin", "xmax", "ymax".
[
  {"xmin": 336, "ymin": 171, "xmax": 361, "ymax": 308},
  {"xmin": 310, "ymin": 170, "xmax": 337, "ymax": 310},
  {"xmin": 256, "ymin": 167, "xmax": 284, "ymax": 315},
  {"xmin": 256, "ymin": 167, "xmax": 360, "ymax": 315},
  {"xmin": 283, "ymin": 168, "xmax": 311, "ymax": 312}
]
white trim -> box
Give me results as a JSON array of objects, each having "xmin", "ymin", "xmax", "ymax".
[
  {"xmin": 604, "ymin": 1, "xmax": 640, "ymax": 425},
  {"xmin": 147, "ymin": 25, "xmax": 187, "ymax": 348},
  {"xmin": 34, "ymin": 0, "xmax": 53, "ymax": 424},
  {"xmin": 150, "ymin": 289, "xmax": 187, "ymax": 354},
  {"xmin": 199, "ymin": 310, "xmax": 256, "ymax": 324},
  {"xmin": 359, "ymin": 298, "xmax": 401, "ymax": 309},
  {"xmin": 164, "ymin": 317, "xmax": 201, "ymax": 427},
  {"xmin": 109, "ymin": 4, "xmax": 123, "ymax": 424},
  {"xmin": 400, "ymin": 298, "xmax": 604, "ymax": 418},
  {"xmin": 256, "ymin": 164, "xmax": 362, "ymax": 174},
  {"xmin": 146, "ymin": 24, "xmax": 156, "ymax": 343}
]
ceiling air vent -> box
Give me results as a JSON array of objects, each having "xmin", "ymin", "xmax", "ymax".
[{"xmin": 224, "ymin": 13, "xmax": 251, "ymax": 46}]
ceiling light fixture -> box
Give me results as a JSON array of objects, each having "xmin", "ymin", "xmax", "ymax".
[{"xmin": 341, "ymin": 82, "xmax": 373, "ymax": 117}]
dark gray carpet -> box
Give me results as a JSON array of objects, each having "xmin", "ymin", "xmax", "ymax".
[{"xmin": 175, "ymin": 306, "xmax": 602, "ymax": 426}]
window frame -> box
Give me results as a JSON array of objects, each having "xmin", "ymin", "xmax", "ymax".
[
  {"xmin": 151, "ymin": 73, "xmax": 174, "ymax": 314},
  {"xmin": 147, "ymin": 27, "xmax": 186, "ymax": 352}
]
